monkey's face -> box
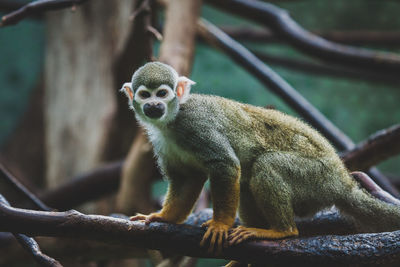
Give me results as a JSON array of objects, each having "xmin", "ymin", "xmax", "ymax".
[
  {"xmin": 121, "ymin": 62, "xmax": 195, "ymax": 125},
  {"xmin": 133, "ymin": 84, "xmax": 178, "ymax": 122}
]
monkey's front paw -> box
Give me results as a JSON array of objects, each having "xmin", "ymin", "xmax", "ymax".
[
  {"xmin": 129, "ymin": 212, "xmax": 167, "ymax": 225},
  {"xmin": 200, "ymin": 219, "xmax": 230, "ymax": 255}
]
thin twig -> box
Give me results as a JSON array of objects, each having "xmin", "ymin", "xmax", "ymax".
[
  {"xmin": 351, "ymin": 172, "xmax": 400, "ymax": 206},
  {"xmin": 40, "ymin": 161, "xmax": 122, "ymax": 210},
  {"xmin": 0, "ymin": 164, "xmax": 52, "ymax": 211},
  {"xmin": 341, "ymin": 124, "xmax": 400, "ymax": 171},
  {"xmin": 0, "ymin": 236, "xmax": 148, "ymax": 265},
  {"xmin": 0, "ymin": 0, "xmax": 89, "ymax": 27},
  {"xmin": 129, "ymin": 0, "xmax": 151, "ymax": 21},
  {"xmin": 0, "ymin": 0, "xmax": 31, "ymax": 12},
  {"xmin": 147, "ymin": 25, "xmax": 163, "ymax": 41},
  {"xmin": 251, "ymin": 49, "xmax": 400, "ymax": 85},
  {"xmin": 0, "ymin": 195, "xmax": 62, "ymax": 267},
  {"xmin": 206, "ymin": 0, "xmax": 400, "ymax": 74},
  {"xmin": 207, "ymin": 0, "xmax": 400, "ymax": 74},
  {"xmin": 220, "ymin": 26, "xmax": 400, "ymax": 46}
]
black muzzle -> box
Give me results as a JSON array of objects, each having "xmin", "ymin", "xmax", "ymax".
[{"xmin": 143, "ymin": 102, "xmax": 165, "ymax": 119}]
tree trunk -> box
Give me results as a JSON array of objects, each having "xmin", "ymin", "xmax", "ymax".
[{"xmin": 44, "ymin": 0, "xmax": 150, "ymax": 189}]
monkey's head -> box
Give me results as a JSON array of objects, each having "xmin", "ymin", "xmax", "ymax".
[{"xmin": 121, "ymin": 62, "xmax": 195, "ymax": 124}]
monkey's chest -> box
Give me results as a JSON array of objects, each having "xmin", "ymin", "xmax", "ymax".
[{"xmin": 154, "ymin": 135, "xmax": 202, "ymax": 170}]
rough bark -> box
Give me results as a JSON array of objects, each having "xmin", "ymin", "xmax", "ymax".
[{"xmin": 1, "ymin": 205, "xmax": 399, "ymax": 267}]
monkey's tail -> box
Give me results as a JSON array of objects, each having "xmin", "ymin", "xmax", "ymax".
[{"xmin": 337, "ymin": 183, "xmax": 400, "ymax": 232}]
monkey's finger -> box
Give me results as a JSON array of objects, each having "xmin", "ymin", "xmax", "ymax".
[
  {"xmin": 224, "ymin": 230, "xmax": 229, "ymax": 248},
  {"xmin": 129, "ymin": 215, "xmax": 147, "ymax": 221},
  {"xmin": 229, "ymin": 228, "xmax": 242, "ymax": 238},
  {"xmin": 201, "ymin": 220, "xmax": 211, "ymax": 228},
  {"xmin": 232, "ymin": 226, "xmax": 245, "ymax": 234},
  {"xmin": 236, "ymin": 233, "xmax": 253, "ymax": 244},
  {"xmin": 200, "ymin": 228, "xmax": 212, "ymax": 247},
  {"xmin": 208, "ymin": 232, "xmax": 218, "ymax": 254},
  {"xmin": 230, "ymin": 233, "xmax": 252, "ymax": 245},
  {"xmin": 216, "ymin": 230, "xmax": 224, "ymax": 254},
  {"xmin": 229, "ymin": 231, "xmax": 246, "ymax": 245}
]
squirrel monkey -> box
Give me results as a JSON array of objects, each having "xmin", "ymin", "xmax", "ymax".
[{"xmin": 122, "ymin": 62, "xmax": 400, "ymax": 254}]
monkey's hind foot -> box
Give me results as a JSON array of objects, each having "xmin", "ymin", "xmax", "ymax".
[
  {"xmin": 200, "ymin": 219, "xmax": 230, "ymax": 255},
  {"xmin": 228, "ymin": 226, "xmax": 298, "ymax": 245}
]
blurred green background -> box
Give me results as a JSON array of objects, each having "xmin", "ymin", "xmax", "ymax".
[{"xmin": 0, "ymin": 0, "xmax": 399, "ymax": 266}]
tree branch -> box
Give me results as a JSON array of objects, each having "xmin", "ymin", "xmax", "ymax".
[
  {"xmin": 0, "ymin": 236, "xmax": 148, "ymax": 265},
  {"xmin": 351, "ymin": 172, "xmax": 400, "ymax": 206},
  {"xmin": 1, "ymin": 198, "xmax": 399, "ymax": 266},
  {"xmin": 220, "ymin": 26, "xmax": 400, "ymax": 46},
  {"xmin": 251, "ymin": 49, "xmax": 400, "ymax": 85},
  {"xmin": 1, "ymin": 164, "xmax": 52, "ymax": 211},
  {"xmin": 41, "ymin": 161, "xmax": 122, "ymax": 210},
  {"xmin": 0, "ymin": 195, "xmax": 62, "ymax": 267},
  {"xmin": 206, "ymin": 0, "xmax": 400, "ymax": 74},
  {"xmin": 341, "ymin": 124, "xmax": 400, "ymax": 172},
  {"xmin": 0, "ymin": 0, "xmax": 89, "ymax": 27}
]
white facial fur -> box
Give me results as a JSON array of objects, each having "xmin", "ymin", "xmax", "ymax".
[
  {"xmin": 121, "ymin": 73, "xmax": 195, "ymax": 126},
  {"xmin": 134, "ymin": 84, "xmax": 177, "ymax": 124}
]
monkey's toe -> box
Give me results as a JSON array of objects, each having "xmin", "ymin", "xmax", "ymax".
[
  {"xmin": 129, "ymin": 213, "xmax": 147, "ymax": 221},
  {"xmin": 229, "ymin": 226, "xmax": 256, "ymax": 245},
  {"xmin": 200, "ymin": 220, "xmax": 230, "ymax": 255},
  {"xmin": 228, "ymin": 226, "xmax": 299, "ymax": 245},
  {"xmin": 129, "ymin": 212, "xmax": 166, "ymax": 225}
]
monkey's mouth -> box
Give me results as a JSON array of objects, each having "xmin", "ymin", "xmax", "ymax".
[{"xmin": 143, "ymin": 103, "xmax": 165, "ymax": 119}]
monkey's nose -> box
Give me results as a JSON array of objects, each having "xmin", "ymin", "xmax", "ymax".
[{"xmin": 143, "ymin": 102, "xmax": 165, "ymax": 119}]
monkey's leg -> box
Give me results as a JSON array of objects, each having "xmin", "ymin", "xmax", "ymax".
[
  {"xmin": 200, "ymin": 162, "xmax": 240, "ymax": 254},
  {"xmin": 229, "ymin": 154, "xmax": 298, "ymax": 245},
  {"xmin": 130, "ymin": 169, "xmax": 206, "ymax": 224}
]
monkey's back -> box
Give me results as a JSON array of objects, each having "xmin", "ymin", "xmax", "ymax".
[{"xmin": 179, "ymin": 94, "xmax": 338, "ymax": 161}]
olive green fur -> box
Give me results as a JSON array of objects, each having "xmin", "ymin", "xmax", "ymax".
[
  {"xmin": 131, "ymin": 62, "xmax": 177, "ymax": 92},
  {"xmin": 143, "ymin": 93, "xmax": 400, "ymax": 233}
]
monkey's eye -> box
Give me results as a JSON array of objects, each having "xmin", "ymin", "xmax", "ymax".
[
  {"xmin": 156, "ymin": 89, "xmax": 168, "ymax": 98},
  {"xmin": 139, "ymin": 91, "xmax": 151, "ymax": 99}
]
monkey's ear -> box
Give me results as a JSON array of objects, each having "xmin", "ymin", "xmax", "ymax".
[
  {"xmin": 120, "ymin": 82, "xmax": 134, "ymax": 101},
  {"xmin": 176, "ymin": 76, "xmax": 195, "ymax": 104}
]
